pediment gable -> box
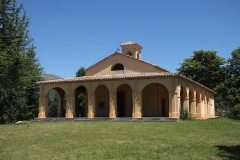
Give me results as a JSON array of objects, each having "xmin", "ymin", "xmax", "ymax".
[{"xmin": 85, "ymin": 52, "xmax": 169, "ymax": 76}]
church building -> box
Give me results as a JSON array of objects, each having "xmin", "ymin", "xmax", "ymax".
[{"xmin": 37, "ymin": 41, "xmax": 215, "ymax": 119}]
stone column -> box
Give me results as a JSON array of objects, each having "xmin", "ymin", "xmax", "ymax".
[
  {"xmin": 44, "ymin": 95, "xmax": 49, "ymax": 117},
  {"xmin": 133, "ymin": 92, "xmax": 142, "ymax": 118},
  {"xmin": 176, "ymin": 85, "xmax": 181, "ymax": 117},
  {"xmin": 132, "ymin": 92, "xmax": 135, "ymax": 118},
  {"xmin": 71, "ymin": 92, "xmax": 75, "ymax": 117},
  {"xmin": 38, "ymin": 85, "xmax": 46, "ymax": 118},
  {"xmin": 184, "ymin": 88, "xmax": 189, "ymax": 110},
  {"xmin": 204, "ymin": 96, "xmax": 207, "ymax": 117},
  {"xmin": 210, "ymin": 97, "xmax": 215, "ymax": 116},
  {"xmin": 66, "ymin": 84, "xmax": 73, "ymax": 118},
  {"xmin": 109, "ymin": 93, "xmax": 117, "ymax": 118},
  {"xmin": 196, "ymin": 93, "xmax": 203, "ymax": 118},
  {"xmin": 206, "ymin": 97, "xmax": 210, "ymax": 116},
  {"xmin": 191, "ymin": 91, "xmax": 197, "ymax": 117},
  {"xmin": 57, "ymin": 93, "xmax": 61, "ymax": 117},
  {"xmin": 202, "ymin": 95, "xmax": 206, "ymax": 117},
  {"xmin": 87, "ymin": 86, "xmax": 95, "ymax": 118},
  {"xmin": 168, "ymin": 91, "xmax": 176, "ymax": 118}
]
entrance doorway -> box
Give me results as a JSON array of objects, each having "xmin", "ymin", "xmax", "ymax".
[{"xmin": 117, "ymin": 92, "xmax": 125, "ymax": 117}]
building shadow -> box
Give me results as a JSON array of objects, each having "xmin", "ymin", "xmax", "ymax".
[{"xmin": 216, "ymin": 145, "xmax": 240, "ymax": 160}]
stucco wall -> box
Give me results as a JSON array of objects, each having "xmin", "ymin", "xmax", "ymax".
[{"xmin": 86, "ymin": 54, "xmax": 156, "ymax": 76}]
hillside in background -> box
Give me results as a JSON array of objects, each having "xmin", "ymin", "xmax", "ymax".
[
  {"xmin": 41, "ymin": 74, "xmax": 64, "ymax": 81},
  {"xmin": 41, "ymin": 74, "xmax": 64, "ymax": 98}
]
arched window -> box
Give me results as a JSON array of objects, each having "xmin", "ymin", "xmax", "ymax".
[
  {"xmin": 126, "ymin": 52, "xmax": 132, "ymax": 56},
  {"xmin": 112, "ymin": 63, "xmax": 124, "ymax": 71}
]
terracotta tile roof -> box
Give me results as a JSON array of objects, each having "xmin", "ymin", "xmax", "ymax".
[
  {"xmin": 120, "ymin": 41, "xmax": 142, "ymax": 48},
  {"xmin": 85, "ymin": 52, "xmax": 169, "ymax": 72},
  {"xmin": 37, "ymin": 72, "xmax": 215, "ymax": 93}
]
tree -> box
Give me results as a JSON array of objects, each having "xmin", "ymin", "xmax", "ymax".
[
  {"xmin": 0, "ymin": 0, "xmax": 42, "ymax": 123},
  {"xmin": 176, "ymin": 50, "xmax": 227, "ymax": 110},
  {"xmin": 76, "ymin": 66, "xmax": 85, "ymax": 77},
  {"xmin": 177, "ymin": 50, "xmax": 226, "ymax": 89},
  {"xmin": 225, "ymin": 47, "xmax": 240, "ymax": 119},
  {"xmin": 76, "ymin": 93, "xmax": 85, "ymax": 117},
  {"xmin": 75, "ymin": 66, "xmax": 85, "ymax": 116},
  {"xmin": 48, "ymin": 94, "xmax": 58, "ymax": 117}
]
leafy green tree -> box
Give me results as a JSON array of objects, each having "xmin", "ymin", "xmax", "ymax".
[
  {"xmin": 177, "ymin": 50, "xmax": 226, "ymax": 89},
  {"xmin": 76, "ymin": 66, "xmax": 85, "ymax": 77},
  {"xmin": 226, "ymin": 47, "xmax": 240, "ymax": 107},
  {"xmin": 48, "ymin": 94, "xmax": 58, "ymax": 117},
  {"xmin": 225, "ymin": 47, "xmax": 240, "ymax": 119},
  {"xmin": 75, "ymin": 66, "xmax": 85, "ymax": 116},
  {"xmin": 76, "ymin": 93, "xmax": 85, "ymax": 117},
  {"xmin": 0, "ymin": 0, "xmax": 42, "ymax": 123},
  {"xmin": 176, "ymin": 50, "xmax": 227, "ymax": 110}
]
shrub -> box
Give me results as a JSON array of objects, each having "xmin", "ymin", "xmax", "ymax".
[
  {"xmin": 180, "ymin": 107, "xmax": 191, "ymax": 120},
  {"xmin": 227, "ymin": 104, "xmax": 240, "ymax": 120},
  {"xmin": 215, "ymin": 109, "xmax": 225, "ymax": 118}
]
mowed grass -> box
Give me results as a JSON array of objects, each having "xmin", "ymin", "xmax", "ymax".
[{"xmin": 0, "ymin": 119, "xmax": 240, "ymax": 160}]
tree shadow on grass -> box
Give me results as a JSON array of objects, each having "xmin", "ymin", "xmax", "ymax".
[{"xmin": 216, "ymin": 145, "xmax": 240, "ymax": 160}]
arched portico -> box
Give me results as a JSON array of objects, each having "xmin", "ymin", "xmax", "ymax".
[
  {"xmin": 116, "ymin": 84, "xmax": 133, "ymax": 117},
  {"xmin": 46, "ymin": 87, "xmax": 66, "ymax": 117},
  {"xmin": 142, "ymin": 83, "xmax": 169, "ymax": 117},
  {"xmin": 95, "ymin": 85, "xmax": 109, "ymax": 117},
  {"xmin": 75, "ymin": 86, "xmax": 88, "ymax": 117},
  {"xmin": 38, "ymin": 75, "xmax": 215, "ymax": 119}
]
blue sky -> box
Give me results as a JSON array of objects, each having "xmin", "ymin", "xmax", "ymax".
[{"xmin": 19, "ymin": 0, "xmax": 240, "ymax": 78}]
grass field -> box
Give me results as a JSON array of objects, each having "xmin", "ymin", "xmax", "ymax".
[{"xmin": 0, "ymin": 118, "xmax": 240, "ymax": 160}]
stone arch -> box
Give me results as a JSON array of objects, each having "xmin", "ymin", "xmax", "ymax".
[
  {"xmin": 72, "ymin": 83, "xmax": 89, "ymax": 95},
  {"xmin": 142, "ymin": 83, "xmax": 169, "ymax": 117},
  {"xmin": 95, "ymin": 85, "xmax": 109, "ymax": 117},
  {"xmin": 116, "ymin": 84, "xmax": 133, "ymax": 117},
  {"xmin": 180, "ymin": 85, "xmax": 187, "ymax": 109},
  {"xmin": 46, "ymin": 87, "xmax": 66, "ymax": 117},
  {"xmin": 92, "ymin": 83, "xmax": 110, "ymax": 93},
  {"xmin": 44, "ymin": 85, "xmax": 67, "ymax": 97},
  {"xmin": 114, "ymin": 81, "xmax": 133, "ymax": 93},
  {"xmin": 139, "ymin": 80, "xmax": 171, "ymax": 93},
  {"xmin": 75, "ymin": 85, "xmax": 88, "ymax": 117}
]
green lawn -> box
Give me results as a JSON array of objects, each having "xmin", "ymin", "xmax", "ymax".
[{"xmin": 0, "ymin": 119, "xmax": 240, "ymax": 160}]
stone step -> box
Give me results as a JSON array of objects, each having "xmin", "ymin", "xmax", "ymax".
[{"xmin": 33, "ymin": 117, "xmax": 179, "ymax": 122}]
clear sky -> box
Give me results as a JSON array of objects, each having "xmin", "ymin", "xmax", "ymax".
[{"xmin": 19, "ymin": 0, "xmax": 240, "ymax": 78}]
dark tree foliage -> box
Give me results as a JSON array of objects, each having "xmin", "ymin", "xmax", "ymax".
[
  {"xmin": 75, "ymin": 67, "xmax": 85, "ymax": 116},
  {"xmin": 76, "ymin": 66, "xmax": 85, "ymax": 77},
  {"xmin": 48, "ymin": 94, "xmax": 58, "ymax": 117},
  {"xmin": 177, "ymin": 48, "xmax": 240, "ymax": 119},
  {"xmin": 176, "ymin": 50, "xmax": 227, "ymax": 110},
  {"xmin": 177, "ymin": 50, "xmax": 226, "ymax": 89},
  {"xmin": 0, "ymin": 0, "xmax": 42, "ymax": 123},
  {"xmin": 225, "ymin": 47, "xmax": 240, "ymax": 119},
  {"xmin": 226, "ymin": 47, "xmax": 240, "ymax": 108},
  {"xmin": 76, "ymin": 93, "xmax": 85, "ymax": 117}
]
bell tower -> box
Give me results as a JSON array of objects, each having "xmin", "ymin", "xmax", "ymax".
[{"xmin": 120, "ymin": 41, "xmax": 143, "ymax": 60}]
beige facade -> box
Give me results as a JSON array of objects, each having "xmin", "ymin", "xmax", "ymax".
[{"xmin": 38, "ymin": 41, "xmax": 215, "ymax": 119}]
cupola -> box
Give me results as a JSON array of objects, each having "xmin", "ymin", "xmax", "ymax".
[{"xmin": 120, "ymin": 41, "xmax": 143, "ymax": 60}]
